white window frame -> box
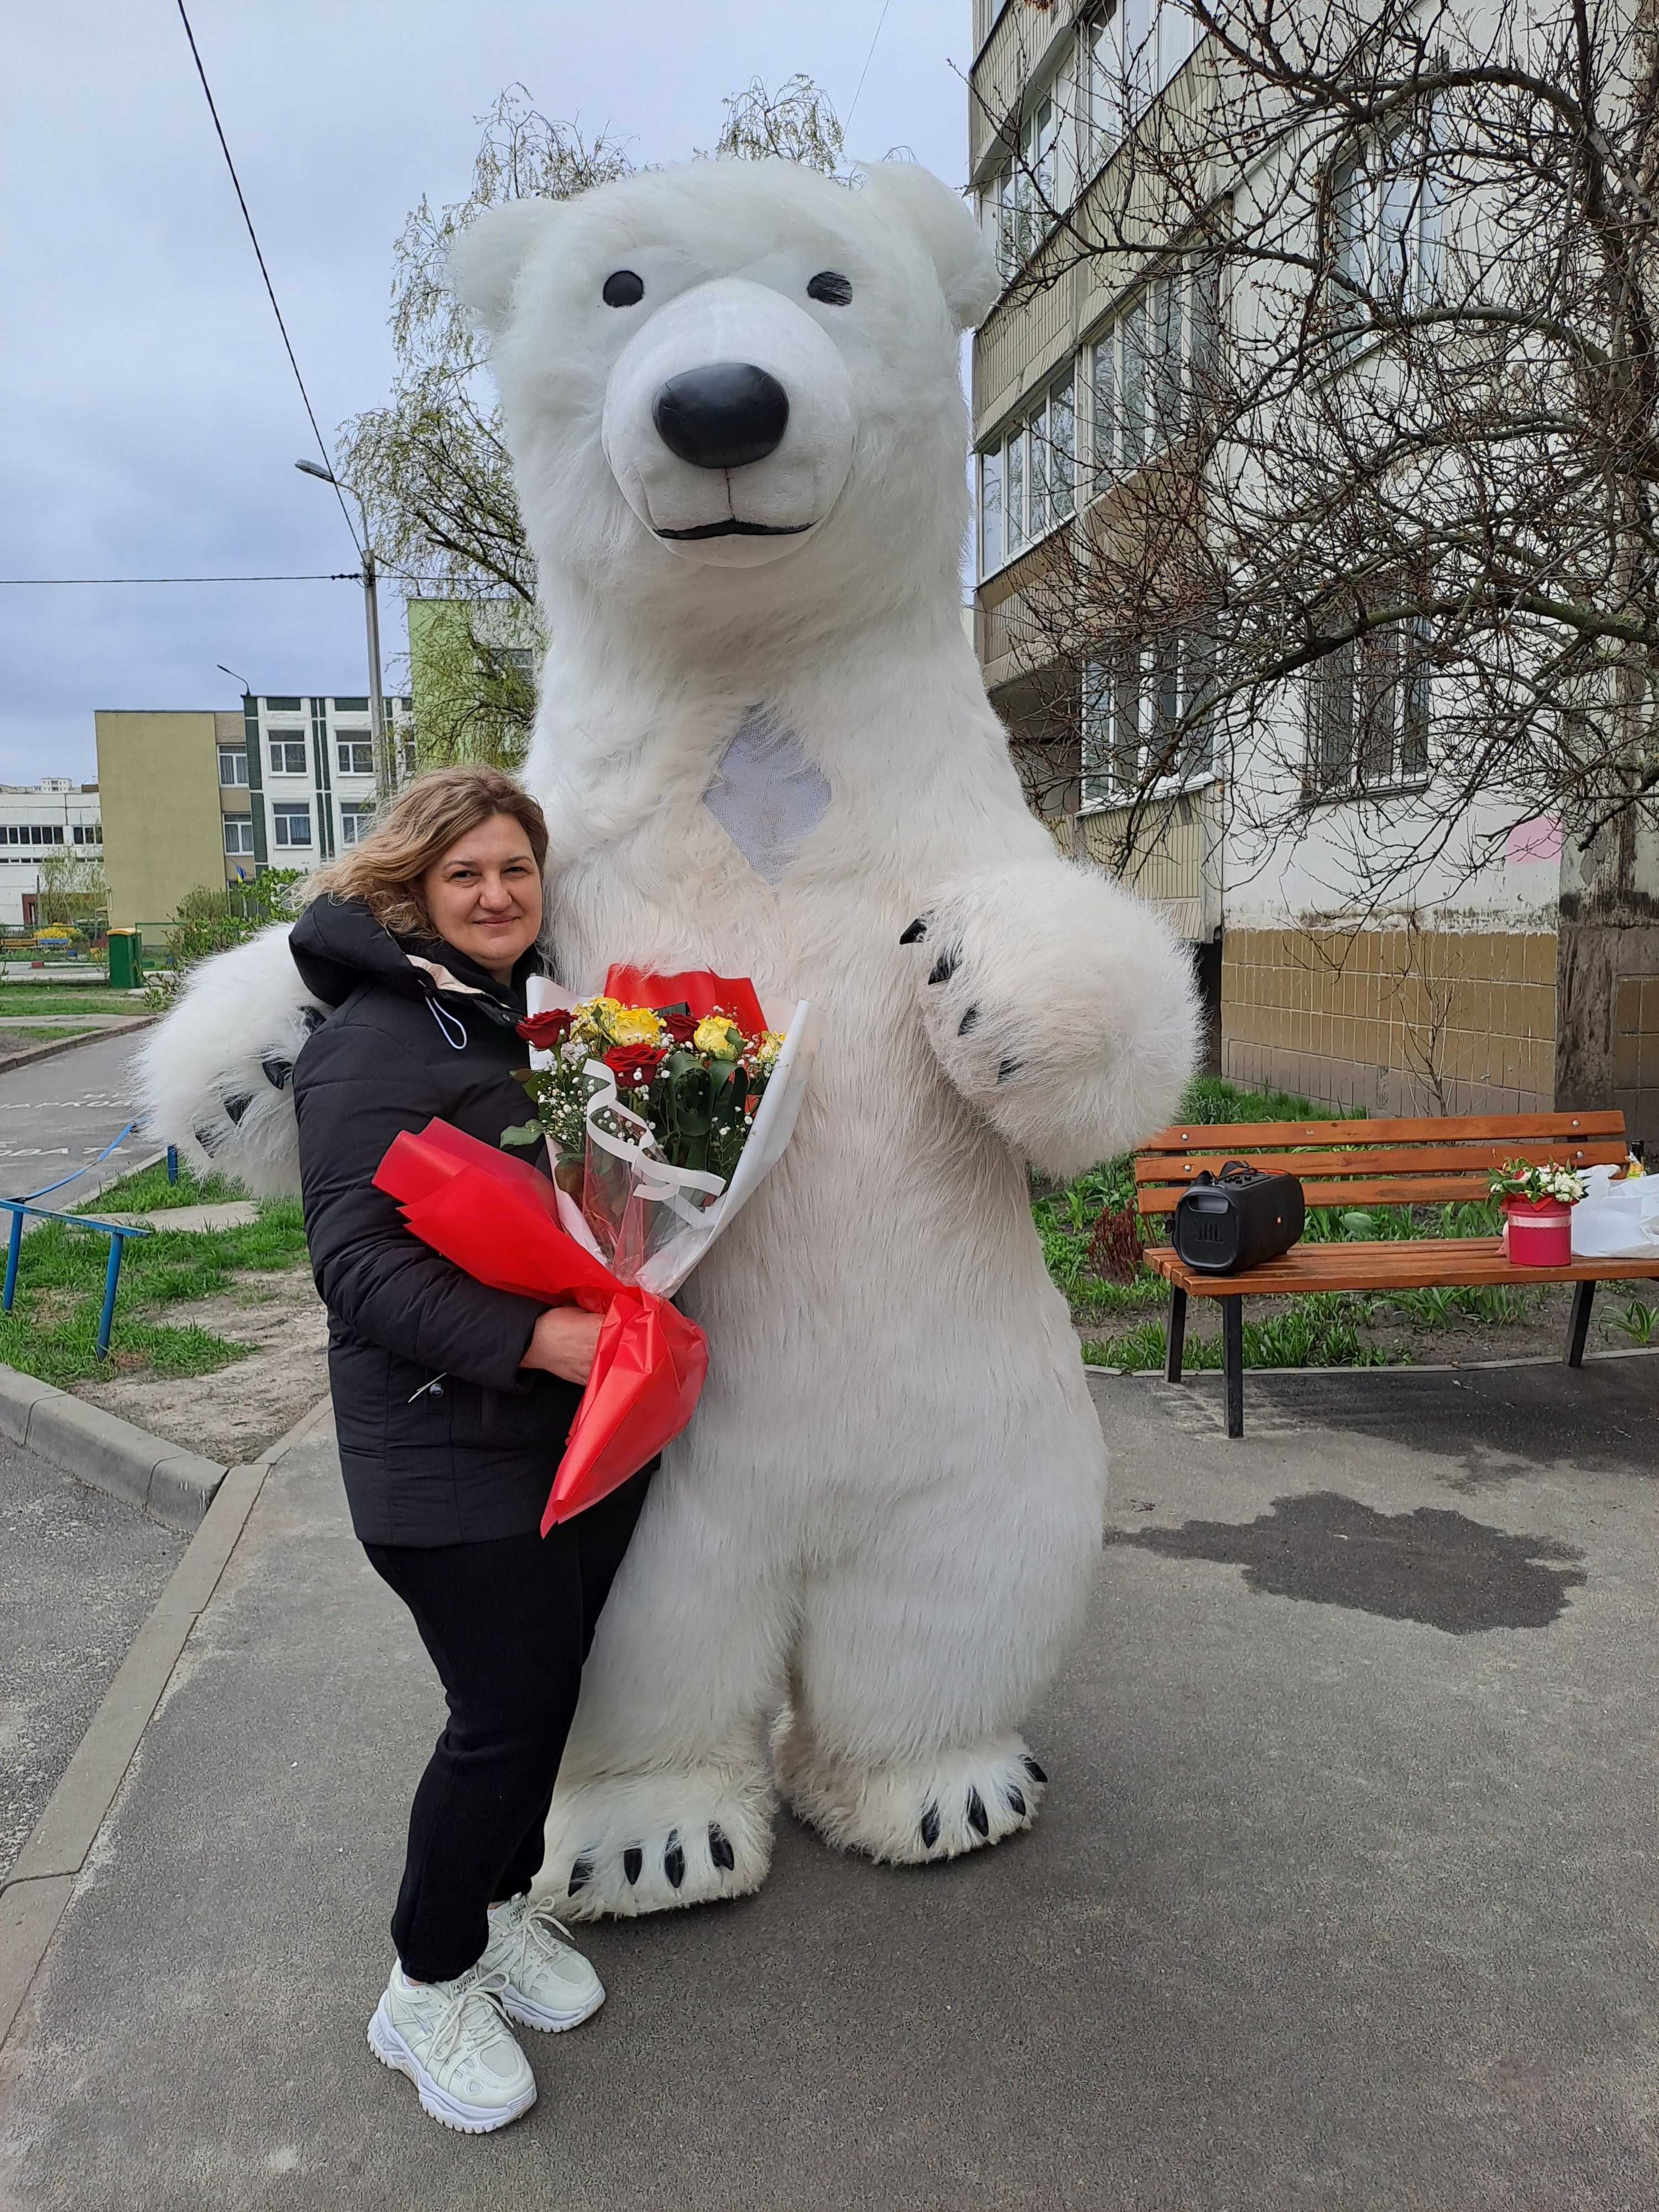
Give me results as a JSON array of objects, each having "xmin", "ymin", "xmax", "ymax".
[
  {"xmin": 271, "ymin": 801, "xmax": 312, "ymax": 849},
  {"xmin": 1331, "ymin": 117, "xmax": 1441, "ymax": 332},
  {"xmin": 223, "ymin": 816, "xmax": 255, "ymax": 857},
  {"xmin": 217, "ymin": 747, "xmax": 248, "ymax": 787},
  {"xmin": 268, "ymin": 734, "xmax": 308, "ymax": 778},
  {"xmin": 1305, "ymin": 620, "xmax": 1432, "ymax": 799},
  {"xmin": 336, "ymin": 735, "xmax": 375, "ymax": 778},
  {"xmin": 1081, "ymin": 632, "xmax": 1217, "ymax": 808},
  {"xmin": 338, "ymin": 803, "xmax": 374, "ymax": 847},
  {"xmin": 978, "ymin": 364, "xmax": 1079, "ymax": 580}
]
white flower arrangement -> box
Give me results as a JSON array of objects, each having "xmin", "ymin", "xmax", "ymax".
[{"xmin": 1490, "ymin": 1157, "xmax": 1588, "ymax": 1206}]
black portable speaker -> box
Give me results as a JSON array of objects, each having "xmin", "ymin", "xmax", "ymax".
[{"xmin": 1172, "ymin": 1160, "xmax": 1305, "ymax": 1274}]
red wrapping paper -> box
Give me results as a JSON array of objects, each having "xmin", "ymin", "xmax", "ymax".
[
  {"xmin": 373, "ymin": 1119, "xmax": 707, "ymax": 1529},
  {"xmin": 603, "ymin": 963, "xmax": 769, "ymax": 1036}
]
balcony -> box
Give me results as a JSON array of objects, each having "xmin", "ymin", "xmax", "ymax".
[{"xmin": 1048, "ymin": 782, "xmax": 1220, "ymax": 942}]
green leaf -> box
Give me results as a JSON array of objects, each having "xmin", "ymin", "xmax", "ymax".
[{"xmin": 499, "ymin": 1120, "xmax": 544, "ymax": 1150}]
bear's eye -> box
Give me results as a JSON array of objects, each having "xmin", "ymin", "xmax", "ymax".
[
  {"xmin": 807, "ymin": 271, "xmax": 853, "ymax": 306},
  {"xmin": 602, "ymin": 269, "xmax": 645, "ymax": 308}
]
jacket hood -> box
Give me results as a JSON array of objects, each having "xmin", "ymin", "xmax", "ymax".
[{"xmin": 289, "ymin": 895, "xmax": 540, "ymax": 1015}]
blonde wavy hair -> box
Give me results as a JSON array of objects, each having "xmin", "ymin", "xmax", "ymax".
[{"xmin": 306, "ymin": 766, "xmax": 549, "ymax": 942}]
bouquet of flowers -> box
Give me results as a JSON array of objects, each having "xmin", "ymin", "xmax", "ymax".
[
  {"xmin": 503, "ymin": 964, "xmax": 817, "ymax": 1297},
  {"xmin": 1489, "ymin": 1159, "xmax": 1588, "ymax": 1206}
]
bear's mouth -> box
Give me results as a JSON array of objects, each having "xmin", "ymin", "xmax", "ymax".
[{"xmin": 654, "ymin": 519, "xmax": 817, "ymax": 541}]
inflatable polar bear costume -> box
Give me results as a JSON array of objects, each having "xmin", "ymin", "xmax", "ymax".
[{"xmin": 143, "ymin": 156, "xmax": 1197, "ymax": 1916}]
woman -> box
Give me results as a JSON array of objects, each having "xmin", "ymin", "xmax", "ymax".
[{"xmin": 290, "ymin": 766, "xmax": 647, "ymax": 2135}]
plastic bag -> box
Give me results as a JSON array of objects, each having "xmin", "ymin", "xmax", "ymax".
[{"xmin": 1569, "ymin": 1164, "xmax": 1659, "ymax": 1259}]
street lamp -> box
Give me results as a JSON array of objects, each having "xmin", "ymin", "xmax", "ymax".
[
  {"xmin": 295, "ymin": 459, "xmax": 393, "ymax": 802},
  {"xmin": 215, "ymin": 663, "xmax": 251, "ymax": 696}
]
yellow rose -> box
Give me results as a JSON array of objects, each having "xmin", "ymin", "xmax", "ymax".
[
  {"xmin": 609, "ymin": 1006, "xmax": 663, "ymax": 1047},
  {"xmin": 693, "ymin": 1014, "xmax": 743, "ymax": 1060}
]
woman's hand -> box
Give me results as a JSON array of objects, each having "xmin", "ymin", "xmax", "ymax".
[{"xmin": 521, "ymin": 1305, "xmax": 606, "ymax": 1385}]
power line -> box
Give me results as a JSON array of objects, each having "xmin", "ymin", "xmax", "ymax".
[
  {"xmin": 0, "ymin": 573, "xmax": 360, "ymax": 586},
  {"xmin": 173, "ymin": 0, "xmax": 361, "ymax": 559},
  {"xmin": 846, "ymin": 0, "xmax": 896, "ymax": 132}
]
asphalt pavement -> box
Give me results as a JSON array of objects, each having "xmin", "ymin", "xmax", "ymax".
[
  {"xmin": 0, "ymin": 1027, "xmax": 150, "ymax": 1193},
  {"xmin": 1, "ymin": 1354, "xmax": 1655, "ymax": 2210},
  {"xmin": 0, "ymin": 1437, "xmax": 185, "ymax": 1880}
]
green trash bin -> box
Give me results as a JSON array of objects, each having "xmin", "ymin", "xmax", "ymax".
[{"xmin": 107, "ymin": 928, "xmax": 144, "ymax": 991}]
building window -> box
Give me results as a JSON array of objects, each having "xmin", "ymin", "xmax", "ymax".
[
  {"xmin": 223, "ymin": 817, "xmax": 255, "ymax": 856},
  {"xmin": 981, "ymin": 93, "xmax": 1061, "ymax": 281},
  {"xmin": 218, "ymin": 747, "xmax": 248, "ymax": 787},
  {"xmin": 1330, "ymin": 127, "xmax": 1441, "ymax": 333},
  {"xmin": 336, "ymin": 736, "xmax": 375, "ymax": 778},
  {"xmin": 1081, "ymin": 632, "xmax": 1216, "ymax": 806},
  {"xmin": 265, "ymin": 696, "xmax": 301, "ymax": 712},
  {"xmin": 339, "ymin": 802, "xmax": 374, "ymax": 846},
  {"xmin": 978, "ymin": 366, "xmax": 1078, "ymax": 578},
  {"xmin": 272, "ymin": 802, "xmax": 312, "ymax": 848},
  {"xmin": 71, "ymin": 823, "xmax": 102, "ymax": 843},
  {"xmin": 332, "ymin": 696, "xmax": 368, "ymax": 712},
  {"xmin": 1305, "ymin": 620, "xmax": 1431, "ymax": 797},
  {"xmin": 1088, "ymin": 262, "xmax": 1219, "ymax": 485},
  {"xmin": 269, "ymin": 736, "xmax": 307, "ymax": 776}
]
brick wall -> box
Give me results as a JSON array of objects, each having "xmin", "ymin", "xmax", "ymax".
[{"xmin": 1221, "ymin": 927, "xmax": 1559, "ymax": 1116}]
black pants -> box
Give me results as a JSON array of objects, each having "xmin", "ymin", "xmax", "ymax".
[{"xmin": 364, "ymin": 1468, "xmax": 650, "ymax": 1984}]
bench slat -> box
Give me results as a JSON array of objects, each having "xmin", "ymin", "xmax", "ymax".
[
  {"xmin": 1134, "ymin": 1140, "xmax": 1627, "ymax": 1185},
  {"xmin": 1138, "ymin": 1175, "xmax": 1589, "ymax": 1214},
  {"xmin": 1137, "ymin": 1111, "xmax": 1626, "ymax": 1152},
  {"xmin": 1144, "ymin": 1239, "xmax": 1659, "ymax": 1295}
]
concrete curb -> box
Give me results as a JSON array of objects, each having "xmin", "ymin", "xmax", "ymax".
[
  {"xmin": 0, "ymin": 1396, "xmax": 332, "ymax": 2050},
  {"xmin": 0, "ymin": 1364, "xmax": 227, "ymax": 1533},
  {"xmin": 0, "ymin": 1013, "xmax": 155, "ymax": 1078}
]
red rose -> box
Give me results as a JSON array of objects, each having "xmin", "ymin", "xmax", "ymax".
[
  {"xmin": 517, "ymin": 1008, "xmax": 573, "ymax": 1048},
  {"xmin": 603, "ymin": 1043, "xmax": 667, "ymax": 1088},
  {"xmin": 658, "ymin": 1009, "xmax": 700, "ymax": 1045}
]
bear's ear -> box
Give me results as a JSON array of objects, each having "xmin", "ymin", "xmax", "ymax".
[
  {"xmin": 447, "ymin": 197, "xmax": 565, "ymax": 336},
  {"xmin": 854, "ymin": 159, "xmax": 1001, "ymax": 331}
]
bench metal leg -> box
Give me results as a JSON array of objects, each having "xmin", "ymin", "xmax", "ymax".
[
  {"xmin": 1223, "ymin": 1297, "xmax": 1244, "ymax": 1437},
  {"xmin": 1566, "ymin": 1279, "xmax": 1595, "ymax": 1369},
  {"xmin": 1165, "ymin": 1286, "xmax": 1188, "ymax": 1382}
]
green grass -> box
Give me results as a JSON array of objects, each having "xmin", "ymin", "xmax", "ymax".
[
  {"xmin": 0, "ymin": 985, "xmax": 143, "ymax": 1013},
  {"xmin": 1083, "ymin": 1293, "xmax": 1398, "ymax": 1373},
  {"xmin": 0, "ymin": 1024, "xmax": 97, "ymax": 1049},
  {"xmin": 0, "ymin": 1163, "xmax": 308, "ymax": 1387}
]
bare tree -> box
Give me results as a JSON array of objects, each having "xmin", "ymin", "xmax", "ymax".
[{"xmin": 973, "ymin": 0, "xmax": 1659, "ymax": 929}]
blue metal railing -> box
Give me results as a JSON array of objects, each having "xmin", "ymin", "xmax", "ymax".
[{"xmin": 0, "ymin": 1119, "xmax": 154, "ymax": 1358}]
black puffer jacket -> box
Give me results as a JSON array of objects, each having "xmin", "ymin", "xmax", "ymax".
[{"xmin": 290, "ymin": 896, "xmax": 584, "ymax": 1546}]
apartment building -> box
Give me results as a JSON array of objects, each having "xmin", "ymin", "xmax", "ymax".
[
  {"xmin": 0, "ymin": 778, "xmax": 102, "ymax": 928},
  {"xmin": 968, "ymin": 0, "xmax": 1659, "ymax": 1141},
  {"xmin": 95, "ymin": 695, "xmax": 411, "ymax": 930}
]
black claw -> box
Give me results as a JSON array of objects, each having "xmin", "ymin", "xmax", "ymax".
[
  {"xmin": 299, "ymin": 1004, "xmax": 326, "ymax": 1034},
  {"xmin": 1024, "ymin": 1755, "xmax": 1048, "ymax": 1785},
  {"xmin": 708, "ymin": 1823, "xmax": 735, "ymax": 1872},
  {"xmin": 919, "ymin": 1801, "xmax": 941, "ymax": 1849},
  {"xmin": 1006, "ymin": 1785, "xmax": 1027, "ymax": 1818},
  {"xmin": 567, "ymin": 1855, "xmax": 592, "ymax": 1898},
  {"xmin": 623, "ymin": 1845, "xmax": 643, "ymax": 1885},
  {"xmin": 664, "ymin": 1833, "xmax": 685, "ymax": 1889},
  {"xmin": 899, "ymin": 916, "xmax": 928, "ymax": 945},
  {"xmin": 966, "ymin": 1786, "xmax": 989, "ymax": 1837},
  {"xmin": 221, "ymin": 1090, "xmax": 253, "ymax": 1126},
  {"xmin": 995, "ymin": 1056, "xmax": 1022, "ymax": 1084},
  {"xmin": 927, "ymin": 948, "xmax": 959, "ymax": 987},
  {"xmin": 957, "ymin": 1005, "xmax": 979, "ymax": 1036},
  {"xmin": 259, "ymin": 1054, "xmax": 293, "ymax": 1091}
]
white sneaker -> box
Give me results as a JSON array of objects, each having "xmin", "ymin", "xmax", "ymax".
[
  {"xmin": 367, "ymin": 1961, "xmax": 536, "ymax": 2133},
  {"xmin": 482, "ymin": 1893, "xmax": 606, "ymax": 2033}
]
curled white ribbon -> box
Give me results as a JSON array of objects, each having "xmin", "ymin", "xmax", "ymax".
[{"xmin": 581, "ymin": 1057, "xmax": 728, "ymax": 1229}]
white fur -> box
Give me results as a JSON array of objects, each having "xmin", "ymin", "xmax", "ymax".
[
  {"xmin": 146, "ymin": 158, "xmax": 1197, "ymax": 1911},
  {"xmin": 137, "ymin": 924, "xmax": 320, "ymax": 1197}
]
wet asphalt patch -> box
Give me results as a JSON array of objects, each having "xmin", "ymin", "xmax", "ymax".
[{"xmin": 1104, "ymin": 1489, "xmax": 1586, "ymax": 1634}]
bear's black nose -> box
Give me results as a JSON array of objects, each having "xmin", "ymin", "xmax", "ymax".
[{"xmin": 652, "ymin": 362, "xmax": 790, "ymax": 471}]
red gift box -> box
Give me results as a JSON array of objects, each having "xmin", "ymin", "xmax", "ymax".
[{"xmin": 373, "ymin": 1118, "xmax": 707, "ymax": 1529}]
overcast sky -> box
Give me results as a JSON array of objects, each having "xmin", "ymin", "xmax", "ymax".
[{"xmin": 0, "ymin": 0, "xmax": 969, "ymax": 786}]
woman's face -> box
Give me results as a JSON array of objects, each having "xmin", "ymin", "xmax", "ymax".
[{"xmin": 421, "ymin": 811, "xmax": 543, "ymax": 980}]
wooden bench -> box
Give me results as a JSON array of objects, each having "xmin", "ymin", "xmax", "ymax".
[{"xmin": 1134, "ymin": 1111, "xmax": 1659, "ymax": 1436}]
